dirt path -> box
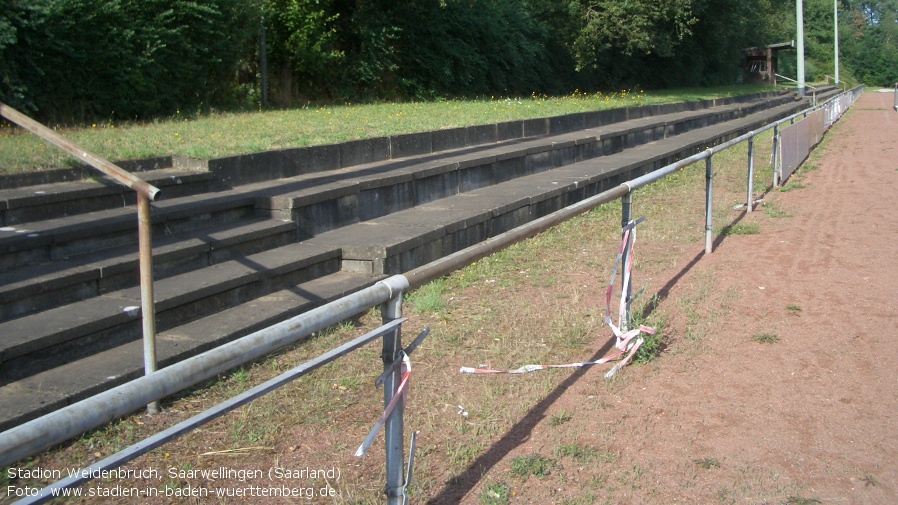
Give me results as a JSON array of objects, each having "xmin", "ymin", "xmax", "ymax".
[{"xmin": 453, "ymin": 92, "xmax": 898, "ymax": 504}]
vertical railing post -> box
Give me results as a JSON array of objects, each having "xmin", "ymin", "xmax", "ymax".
[
  {"xmin": 746, "ymin": 137, "xmax": 755, "ymax": 213},
  {"xmin": 894, "ymin": 82, "xmax": 897, "ymax": 112},
  {"xmin": 704, "ymin": 156, "xmax": 714, "ymax": 255},
  {"xmin": 381, "ymin": 283, "xmax": 407, "ymax": 504},
  {"xmin": 137, "ymin": 193, "xmax": 159, "ymax": 415},
  {"xmin": 772, "ymin": 125, "xmax": 781, "ymax": 187},
  {"xmin": 620, "ymin": 192, "xmax": 633, "ymax": 331}
]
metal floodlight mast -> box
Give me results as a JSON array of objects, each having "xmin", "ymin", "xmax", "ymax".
[
  {"xmin": 797, "ymin": 0, "xmax": 806, "ymax": 95},
  {"xmin": 834, "ymin": 0, "xmax": 840, "ymax": 85}
]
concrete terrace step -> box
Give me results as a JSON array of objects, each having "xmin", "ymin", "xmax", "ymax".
[
  {"xmin": 0, "ymin": 242, "xmax": 342, "ymax": 384},
  {"xmin": 0, "ymin": 167, "xmax": 219, "ymax": 226},
  {"xmin": 0, "ymin": 190, "xmax": 261, "ymax": 273},
  {"xmin": 305, "ymin": 98, "xmax": 807, "ymax": 275},
  {"xmin": 255, "ymin": 93, "xmax": 796, "ymax": 239},
  {"xmin": 0, "ymin": 218, "xmax": 296, "ymax": 322},
  {"xmin": 0, "ymin": 270, "xmax": 382, "ymax": 431}
]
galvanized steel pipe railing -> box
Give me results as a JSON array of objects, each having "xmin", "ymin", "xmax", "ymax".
[
  {"xmin": 0, "ymin": 271, "xmax": 407, "ymax": 468},
  {"xmin": 0, "ymin": 104, "xmax": 160, "ymax": 199},
  {"xmin": 9, "ymin": 318, "xmax": 409, "ymax": 505},
  {"xmin": 0, "ymin": 103, "xmax": 163, "ymax": 414}
]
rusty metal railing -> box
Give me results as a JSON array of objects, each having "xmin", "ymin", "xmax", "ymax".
[{"xmin": 0, "ymin": 103, "xmax": 163, "ymax": 414}]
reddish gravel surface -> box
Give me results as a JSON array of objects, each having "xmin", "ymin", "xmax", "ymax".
[{"xmin": 452, "ymin": 91, "xmax": 898, "ymax": 504}]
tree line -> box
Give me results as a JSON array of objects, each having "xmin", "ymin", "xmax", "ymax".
[{"xmin": 1, "ymin": 0, "xmax": 896, "ymax": 123}]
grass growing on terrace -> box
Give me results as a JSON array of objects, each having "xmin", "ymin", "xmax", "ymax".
[{"xmin": 0, "ymin": 85, "xmax": 777, "ymax": 174}]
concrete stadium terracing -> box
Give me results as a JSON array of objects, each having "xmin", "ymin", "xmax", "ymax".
[{"xmin": 0, "ymin": 87, "xmax": 839, "ymax": 432}]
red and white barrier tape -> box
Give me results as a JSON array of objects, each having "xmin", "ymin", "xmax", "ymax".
[
  {"xmin": 460, "ymin": 219, "xmax": 654, "ymax": 379},
  {"xmin": 355, "ymin": 353, "xmax": 411, "ymax": 458}
]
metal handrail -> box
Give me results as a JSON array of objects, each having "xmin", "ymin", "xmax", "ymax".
[
  {"xmin": 0, "ymin": 104, "xmax": 159, "ymax": 199},
  {"xmin": 774, "ymin": 73, "xmax": 820, "ymax": 91},
  {"xmin": 0, "ymin": 103, "xmax": 163, "ymax": 413}
]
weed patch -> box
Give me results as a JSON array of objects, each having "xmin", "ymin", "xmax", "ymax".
[
  {"xmin": 785, "ymin": 497, "xmax": 822, "ymax": 505},
  {"xmin": 779, "ymin": 180, "xmax": 806, "ymax": 192},
  {"xmin": 630, "ymin": 295, "xmax": 666, "ymax": 365},
  {"xmin": 752, "ymin": 333, "xmax": 779, "ymax": 344},
  {"xmin": 762, "ymin": 202, "xmax": 793, "ymax": 218},
  {"xmin": 479, "ymin": 482, "xmax": 512, "ymax": 505},
  {"xmin": 862, "ymin": 473, "xmax": 878, "ymax": 487},
  {"xmin": 407, "ymin": 278, "xmax": 449, "ymax": 313},
  {"xmin": 510, "ymin": 454, "xmax": 559, "ymax": 479},
  {"xmin": 555, "ymin": 443, "xmax": 612, "ymax": 463},
  {"xmin": 717, "ymin": 222, "xmax": 761, "ymax": 236},
  {"xmin": 547, "ymin": 410, "xmax": 573, "ymax": 426}
]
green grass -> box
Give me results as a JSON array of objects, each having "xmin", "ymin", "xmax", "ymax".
[
  {"xmin": 555, "ymin": 443, "xmax": 613, "ymax": 464},
  {"xmin": 0, "ymin": 85, "xmax": 777, "ymax": 174},
  {"xmin": 479, "ymin": 482, "xmax": 512, "ymax": 505},
  {"xmin": 510, "ymin": 454, "xmax": 559, "ymax": 479},
  {"xmin": 751, "ymin": 333, "xmax": 779, "ymax": 344},
  {"xmin": 717, "ymin": 222, "xmax": 761, "ymax": 236},
  {"xmin": 630, "ymin": 295, "xmax": 666, "ymax": 365},
  {"xmin": 779, "ymin": 180, "xmax": 807, "ymax": 192},
  {"xmin": 547, "ymin": 410, "xmax": 573, "ymax": 427},
  {"xmin": 762, "ymin": 202, "xmax": 792, "ymax": 218},
  {"xmin": 407, "ymin": 278, "xmax": 449, "ymax": 313},
  {"xmin": 785, "ymin": 497, "xmax": 822, "ymax": 505}
]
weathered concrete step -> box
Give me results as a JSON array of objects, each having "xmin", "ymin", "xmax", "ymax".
[
  {"xmin": 0, "ymin": 218, "xmax": 296, "ymax": 322},
  {"xmin": 306, "ymin": 98, "xmax": 806, "ymax": 275},
  {"xmin": 0, "ymin": 191, "xmax": 259, "ymax": 273},
  {"xmin": 0, "ymin": 270, "xmax": 382, "ymax": 431},
  {"xmin": 0, "ymin": 168, "xmax": 219, "ymax": 226},
  {"xmin": 206, "ymin": 91, "xmax": 789, "ymax": 186},
  {"xmin": 0, "ymin": 242, "xmax": 342, "ymax": 384},
  {"xmin": 257, "ymin": 93, "xmax": 794, "ymax": 239}
]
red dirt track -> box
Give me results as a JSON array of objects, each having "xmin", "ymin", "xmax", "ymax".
[{"xmin": 457, "ymin": 91, "xmax": 898, "ymax": 504}]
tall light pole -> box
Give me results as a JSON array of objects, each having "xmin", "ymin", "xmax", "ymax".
[
  {"xmin": 797, "ymin": 0, "xmax": 806, "ymax": 95},
  {"xmin": 834, "ymin": 0, "xmax": 840, "ymax": 85}
]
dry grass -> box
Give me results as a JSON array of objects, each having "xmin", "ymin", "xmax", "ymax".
[{"xmin": 0, "ymin": 85, "xmax": 778, "ymax": 174}]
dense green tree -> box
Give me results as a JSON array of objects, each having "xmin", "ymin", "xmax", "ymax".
[
  {"xmin": 3, "ymin": 0, "xmax": 896, "ymax": 123},
  {"xmin": 840, "ymin": 0, "xmax": 898, "ymax": 85},
  {"xmin": 571, "ymin": 0, "xmax": 696, "ymax": 66},
  {"xmin": 262, "ymin": 0, "xmax": 343, "ymax": 104},
  {"xmin": 1, "ymin": 0, "xmax": 256, "ymax": 122}
]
